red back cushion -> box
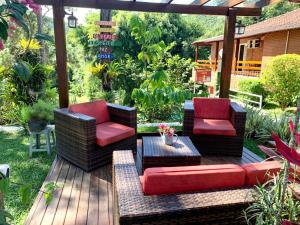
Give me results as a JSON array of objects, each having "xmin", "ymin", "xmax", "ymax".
[
  {"xmin": 242, "ymin": 161, "xmax": 282, "ymax": 186},
  {"xmin": 69, "ymin": 100, "xmax": 110, "ymax": 124},
  {"xmin": 193, "ymin": 97, "xmax": 230, "ymax": 120},
  {"xmin": 141, "ymin": 164, "xmax": 245, "ymax": 195}
]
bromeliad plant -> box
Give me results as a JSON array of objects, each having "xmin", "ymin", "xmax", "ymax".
[{"xmin": 244, "ymin": 98, "xmax": 300, "ymax": 225}]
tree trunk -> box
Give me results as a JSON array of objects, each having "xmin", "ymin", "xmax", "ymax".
[{"xmin": 37, "ymin": 9, "xmax": 46, "ymax": 63}]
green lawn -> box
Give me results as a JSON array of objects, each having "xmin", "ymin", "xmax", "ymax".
[{"xmin": 0, "ymin": 131, "xmax": 55, "ymax": 224}]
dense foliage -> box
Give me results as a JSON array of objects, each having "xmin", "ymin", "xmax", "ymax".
[
  {"xmin": 261, "ymin": 54, "xmax": 300, "ymax": 109},
  {"xmin": 238, "ymin": 78, "xmax": 268, "ymax": 103}
]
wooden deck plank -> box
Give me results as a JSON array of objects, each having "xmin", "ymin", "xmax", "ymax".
[
  {"xmin": 25, "ymin": 157, "xmax": 61, "ymax": 225},
  {"xmin": 26, "ymin": 140, "xmax": 263, "ymax": 225},
  {"xmin": 75, "ymin": 172, "xmax": 91, "ymax": 225},
  {"xmin": 98, "ymin": 165, "xmax": 109, "ymax": 225},
  {"xmin": 40, "ymin": 161, "xmax": 70, "ymax": 225},
  {"xmin": 52, "ymin": 164, "xmax": 77, "ymax": 225},
  {"xmin": 106, "ymin": 165, "xmax": 113, "ymax": 225},
  {"xmin": 30, "ymin": 159, "xmax": 69, "ymax": 225},
  {"xmin": 64, "ymin": 168, "xmax": 84, "ymax": 225},
  {"xmin": 87, "ymin": 170, "xmax": 99, "ymax": 225}
]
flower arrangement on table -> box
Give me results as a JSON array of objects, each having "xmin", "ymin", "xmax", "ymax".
[{"xmin": 158, "ymin": 124, "xmax": 178, "ymax": 146}]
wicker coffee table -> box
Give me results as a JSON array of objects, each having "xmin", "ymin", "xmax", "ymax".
[{"xmin": 142, "ymin": 136, "xmax": 201, "ymax": 171}]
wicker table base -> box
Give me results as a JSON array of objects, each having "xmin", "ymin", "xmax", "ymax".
[{"xmin": 142, "ymin": 136, "xmax": 201, "ymax": 171}]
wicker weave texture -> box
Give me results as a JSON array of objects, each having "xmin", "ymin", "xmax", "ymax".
[
  {"xmin": 183, "ymin": 100, "xmax": 246, "ymax": 157},
  {"xmin": 54, "ymin": 103, "xmax": 137, "ymax": 172},
  {"xmin": 113, "ymin": 151, "xmax": 255, "ymax": 225}
]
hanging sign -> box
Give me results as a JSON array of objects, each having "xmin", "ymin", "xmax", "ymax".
[
  {"xmin": 95, "ymin": 21, "xmax": 116, "ymax": 26},
  {"xmin": 89, "ymin": 20, "xmax": 119, "ymax": 62},
  {"xmin": 99, "ymin": 27, "xmax": 116, "ymax": 33},
  {"xmin": 99, "ymin": 47, "xmax": 113, "ymax": 53},
  {"xmin": 97, "ymin": 53, "xmax": 114, "ymax": 59},
  {"xmin": 93, "ymin": 33, "xmax": 118, "ymax": 40},
  {"xmin": 194, "ymin": 69, "xmax": 211, "ymax": 83}
]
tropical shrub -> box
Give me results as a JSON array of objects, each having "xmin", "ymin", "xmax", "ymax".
[
  {"xmin": 244, "ymin": 106, "xmax": 291, "ymax": 142},
  {"xmin": 244, "ymin": 165, "xmax": 300, "ymax": 225},
  {"xmin": 132, "ymin": 70, "xmax": 192, "ymax": 122},
  {"xmin": 238, "ymin": 78, "xmax": 268, "ymax": 102},
  {"xmin": 261, "ymin": 54, "xmax": 300, "ymax": 109}
]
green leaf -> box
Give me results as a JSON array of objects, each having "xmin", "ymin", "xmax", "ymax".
[
  {"xmin": 0, "ymin": 209, "xmax": 13, "ymax": 225},
  {"xmin": 0, "ymin": 177, "xmax": 9, "ymax": 195},
  {"xmin": 13, "ymin": 61, "xmax": 33, "ymax": 82},
  {"xmin": 35, "ymin": 33, "xmax": 54, "ymax": 43},
  {"xmin": 9, "ymin": 11, "xmax": 29, "ymax": 37},
  {"xmin": 0, "ymin": 22, "xmax": 8, "ymax": 41},
  {"xmin": 43, "ymin": 182, "xmax": 57, "ymax": 205},
  {"xmin": 18, "ymin": 184, "xmax": 31, "ymax": 205}
]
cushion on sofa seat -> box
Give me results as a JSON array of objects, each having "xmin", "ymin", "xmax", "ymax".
[
  {"xmin": 242, "ymin": 161, "xmax": 282, "ymax": 186},
  {"xmin": 69, "ymin": 100, "xmax": 110, "ymax": 124},
  {"xmin": 193, "ymin": 118, "xmax": 236, "ymax": 136},
  {"xmin": 193, "ymin": 97, "xmax": 230, "ymax": 120},
  {"xmin": 141, "ymin": 164, "xmax": 245, "ymax": 195},
  {"xmin": 96, "ymin": 122, "xmax": 135, "ymax": 147}
]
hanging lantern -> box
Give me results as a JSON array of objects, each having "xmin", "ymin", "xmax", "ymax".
[
  {"xmin": 235, "ymin": 21, "xmax": 245, "ymax": 35},
  {"xmin": 67, "ymin": 13, "xmax": 78, "ymax": 28}
]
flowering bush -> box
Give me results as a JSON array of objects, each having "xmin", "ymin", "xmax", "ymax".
[
  {"xmin": 0, "ymin": 0, "xmax": 41, "ymax": 50},
  {"xmin": 158, "ymin": 124, "xmax": 176, "ymax": 137}
]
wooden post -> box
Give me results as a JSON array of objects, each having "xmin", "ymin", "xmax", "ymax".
[
  {"xmin": 234, "ymin": 38, "xmax": 240, "ymax": 72},
  {"xmin": 53, "ymin": 0, "xmax": 69, "ymax": 108},
  {"xmin": 214, "ymin": 41, "xmax": 219, "ymax": 71},
  {"xmin": 195, "ymin": 44, "xmax": 199, "ymax": 62},
  {"xmin": 219, "ymin": 8, "xmax": 236, "ymax": 98}
]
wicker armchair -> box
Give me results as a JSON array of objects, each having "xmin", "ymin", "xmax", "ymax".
[
  {"xmin": 183, "ymin": 98, "xmax": 246, "ymax": 157},
  {"xmin": 113, "ymin": 151, "xmax": 254, "ymax": 225},
  {"xmin": 54, "ymin": 101, "xmax": 137, "ymax": 172}
]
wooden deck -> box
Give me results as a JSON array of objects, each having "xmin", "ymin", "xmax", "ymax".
[{"xmin": 25, "ymin": 140, "xmax": 263, "ymax": 225}]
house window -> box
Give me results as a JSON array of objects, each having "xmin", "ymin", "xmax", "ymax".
[{"xmin": 247, "ymin": 39, "xmax": 261, "ymax": 49}]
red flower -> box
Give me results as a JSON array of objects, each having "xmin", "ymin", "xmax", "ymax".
[
  {"xmin": 281, "ymin": 220, "xmax": 298, "ymax": 225},
  {"xmin": 0, "ymin": 41, "xmax": 4, "ymax": 50}
]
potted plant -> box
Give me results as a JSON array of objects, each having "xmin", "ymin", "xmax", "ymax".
[{"xmin": 20, "ymin": 100, "xmax": 54, "ymax": 132}]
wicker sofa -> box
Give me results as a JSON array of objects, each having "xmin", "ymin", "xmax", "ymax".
[
  {"xmin": 54, "ymin": 101, "xmax": 137, "ymax": 172},
  {"xmin": 113, "ymin": 150, "xmax": 255, "ymax": 225},
  {"xmin": 183, "ymin": 99, "xmax": 246, "ymax": 157}
]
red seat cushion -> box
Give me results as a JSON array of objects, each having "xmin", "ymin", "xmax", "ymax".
[
  {"xmin": 141, "ymin": 164, "xmax": 245, "ymax": 195},
  {"xmin": 69, "ymin": 100, "xmax": 110, "ymax": 124},
  {"xmin": 242, "ymin": 161, "xmax": 282, "ymax": 186},
  {"xmin": 193, "ymin": 97, "xmax": 230, "ymax": 120},
  {"xmin": 193, "ymin": 118, "xmax": 236, "ymax": 136},
  {"xmin": 96, "ymin": 122, "xmax": 135, "ymax": 147}
]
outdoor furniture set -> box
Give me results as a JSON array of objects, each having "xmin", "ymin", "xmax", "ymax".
[{"xmin": 53, "ymin": 97, "xmax": 277, "ymax": 224}]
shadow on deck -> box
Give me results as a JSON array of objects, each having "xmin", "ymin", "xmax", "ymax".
[{"xmin": 25, "ymin": 140, "xmax": 263, "ymax": 225}]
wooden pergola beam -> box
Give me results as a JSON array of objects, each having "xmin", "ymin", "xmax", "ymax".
[
  {"xmin": 221, "ymin": 0, "xmax": 245, "ymax": 7},
  {"xmin": 33, "ymin": 0, "xmax": 261, "ymax": 16},
  {"xmin": 219, "ymin": 8, "xmax": 236, "ymax": 98},
  {"xmin": 52, "ymin": 0, "xmax": 69, "ymax": 108}
]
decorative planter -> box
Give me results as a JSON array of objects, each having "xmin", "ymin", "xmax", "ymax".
[
  {"xmin": 161, "ymin": 133, "xmax": 178, "ymax": 146},
  {"xmin": 28, "ymin": 119, "xmax": 47, "ymax": 132}
]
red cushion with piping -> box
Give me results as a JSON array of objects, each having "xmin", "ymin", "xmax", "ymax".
[
  {"xmin": 193, "ymin": 97, "xmax": 230, "ymax": 120},
  {"xmin": 242, "ymin": 161, "xmax": 282, "ymax": 186},
  {"xmin": 141, "ymin": 164, "xmax": 245, "ymax": 195},
  {"xmin": 193, "ymin": 118, "xmax": 236, "ymax": 136},
  {"xmin": 69, "ymin": 100, "xmax": 110, "ymax": 124},
  {"xmin": 96, "ymin": 122, "xmax": 135, "ymax": 147}
]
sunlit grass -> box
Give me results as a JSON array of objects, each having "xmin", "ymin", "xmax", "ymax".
[{"xmin": 0, "ymin": 131, "xmax": 55, "ymax": 224}]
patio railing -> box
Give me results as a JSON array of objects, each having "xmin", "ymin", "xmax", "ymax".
[{"xmin": 196, "ymin": 60, "xmax": 262, "ymax": 77}]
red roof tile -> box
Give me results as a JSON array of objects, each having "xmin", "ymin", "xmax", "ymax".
[{"xmin": 193, "ymin": 8, "xmax": 300, "ymax": 45}]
